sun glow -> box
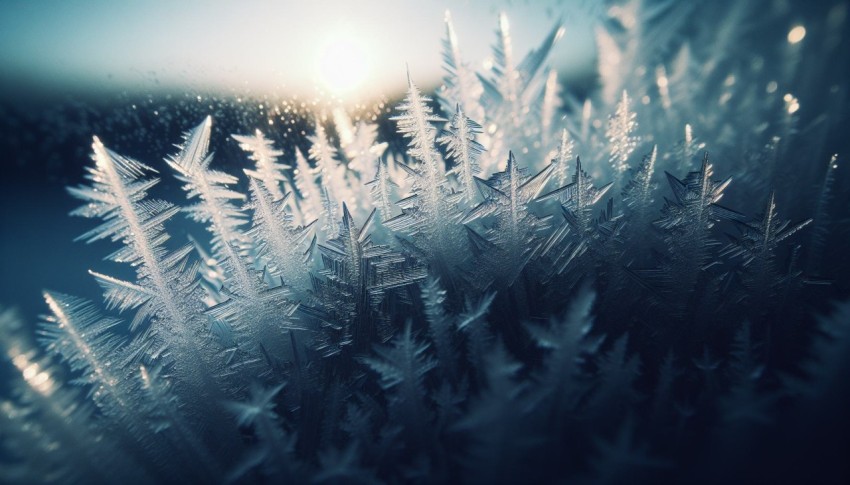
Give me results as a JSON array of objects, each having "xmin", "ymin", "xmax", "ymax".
[{"xmin": 317, "ymin": 34, "xmax": 371, "ymax": 96}]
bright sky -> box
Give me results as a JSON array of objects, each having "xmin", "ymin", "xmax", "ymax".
[{"xmin": 0, "ymin": 0, "xmax": 597, "ymax": 101}]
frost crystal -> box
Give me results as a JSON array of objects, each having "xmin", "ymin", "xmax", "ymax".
[
  {"xmin": 311, "ymin": 205, "xmax": 426, "ymax": 355},
  {"xmin": 439, "ymin": 10, "xmax": 484, "ymax": 124},
  {"xmin": 38, "ymin": 292, "xmax": 129, "ymax": 410},
  {"xmin": 336, "ymin": 110, "xmax": 388, "ymax": 176},
  {"xmin": 437, "ymin": 104, "xmax": 484, "ymax": 203},
  {"xmin": 365, "ymin": 157, "xmax": 397, "ymax": 221},
  {"xmin": 66, "ymin": 135, "xmax": 215, "ymax": 389},
  {"xmin": 722, "ymin": 192, "xmax": 811, "ymax": 306},
  {"xmin": 543, "ymin": 157, "xmax": 613, "ymax": 238},
  {"xmin": 638, "ymin": 154, "xmax": 746, "ymax": 308},
  {"xmin": 167, "ymin": 117, "xmax": 299, "ymax": 357},
  {"xmin": 550, "ymin": 128, "xmax": 575, "ymax": 188},
  {"xmin": 464, "ymin": 153, "xmax": 554, "ymax": 287},
  {"xmin": 537, "ymin": 156, "xmax": 613, "ymax": 280},
  {"xmin": 392, "ymin": 73, "xmax": 445, "ymax": 176},
  {"xmin": 476, "ymin": 13, "xmax": 564, "ymax": 172},
  {"xmin": 244, "ymin": 178, "xmax": 315, "ymax": 290},
  {"xmin": 621, "ymin": 145, "xmax": 658, "ymax": 228},
  {"xmin": 293, "ymin": 147, "xmax": 324, "ymax": 223},
  {"xmin": 309, "ymin": 120, "xmax": 357, "ymax": 212},
  {"xmin": 807, "ymin": 154, "xmax": 839, "ymax": 275},
  {"xmin": 539, "ymin": 69, "xmax": 562, "ymax": 148},
  {"xmin": 232, "ymin": 129, "xmax": 290, "ymax": 201},
  {"xmin": 606, "ymin": 90, "xmax": 640, "ymax": 177},
  {"xmin": 385, "ymin": 74, "xmax": 468, "ymax": 274}
]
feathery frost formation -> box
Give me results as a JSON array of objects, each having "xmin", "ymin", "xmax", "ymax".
[{"xmin": 2, "ymin": 3, "xmax": 849, "ymax": 484}]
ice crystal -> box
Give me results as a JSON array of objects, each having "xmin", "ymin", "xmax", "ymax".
[
  {"xmin": 293, "ymin": 147, "xmax": 324, "ymax": 223},
  {"xmin": 38, "ymin": 293, "xmax": 128, "ymax": 409},
  {"xmin": 807, "ymin": 154, "xmax": 839, "ymax": 275},
  {"xmin": 539, "ymin": 69, "xmax": 563, "ymax": 148},
  {"xmin": 166, "ymin": 117, "xmax": 252, "ymax": 292},
  {"xmin": 621, "ymin": 145, "xmax": 658, "ymax": 235},
  {"xmin": 309, "ymin": 120, "xmax": 357, "ymax": 212},
  {"xmin": 476, "ymin": 14, "xmax": 564, "ymax": 173},
  {"xmin": 439, "ymin": 10, "xmax": 484, "ymax": 125},
  {"xmin": 550, "ymin": 129, "xmax": 575, "ymax": 188},
  {"xmin": 337, "ymin": 111, "xmax": 387, "ymax": 177},
  {"xmin": 542, "ymin": 157, "xmax": 613, "ymax": 243},
  {"xmin": 365, "ymin": 157, "xmax": 398, "ymax": 221},
  {"xmin": 169, "ymin": 117, "xmax": 300, "ymax": 362},
  {"xmin": 464, "ymin": 153, "xmax": 554, "ymax": 287},
  {"xmin": 721, "ymin": 192, "xmax": 811, "ymax": 308},
  {"xmin": 244, "ymin": 178, "xmax": 315, "ymax": 290},
  {"xmin": 385, "ymin": 75, "xmax": 469, "ymax": 274},
  {"xmin": 639, "ymin": 154, "xmax": 746, "ymax": 307},
  {"xmin": 232, "ymin": 129, "xmax": 290, "ymax": 201},
  {"xmin": 437, "ymin": 104, "xmax": 484, "ymax": 204},
  {"xmin": 311, "ymin": 204, "xmax": 426, "ymax": 356},
  {"xmin": 68, "ymin": 137, "xmax": 194, "ymax": 329},
  {"xmin": 606, "ymin": 90, "xmax": 640, "ymax": 177}
]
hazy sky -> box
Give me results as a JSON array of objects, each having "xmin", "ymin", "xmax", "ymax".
[{"xmin": 0, "ymin": 0, "xmax": 597, "ymax": 101}]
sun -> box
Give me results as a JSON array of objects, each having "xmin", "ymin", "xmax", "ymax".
[{"xmin": 317, "ymin": 34, "xmax": 370, "ymax": 96}]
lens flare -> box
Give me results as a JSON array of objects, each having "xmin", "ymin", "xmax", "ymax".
[{"xmin": 317, "ymin": 35, "xmax": 370, "ymax": 95}]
